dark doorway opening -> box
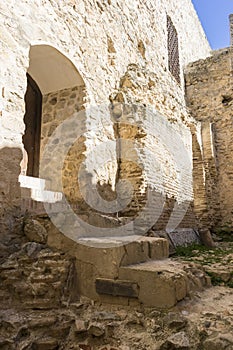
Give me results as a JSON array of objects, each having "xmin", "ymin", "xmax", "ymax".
[{"xmin": 23, "ymin": 73, "xmax": 42, "ymax": 177}]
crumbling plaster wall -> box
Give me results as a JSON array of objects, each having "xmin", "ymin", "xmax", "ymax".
[
  {"xmin": 0, "ymin": 0, "xmax": 210, "ymax": 230},
  {"xmin": 185, "ymin": 48, "xmax": 233, "ymax": 229}
]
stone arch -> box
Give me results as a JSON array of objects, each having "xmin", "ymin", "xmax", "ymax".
[
  {"xmin": 27, "ymin": 44, "xmax": 85, "ymax": 94},
  {"xmin": 22, "ymin": 44, "xmax": 86, "ymax": 179}
]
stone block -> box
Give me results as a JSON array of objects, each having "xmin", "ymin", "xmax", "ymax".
[
  {"xmin": 32, "ymin": 338, "xmax": 58, "ymax": 350},
  {"xmin": 75, "ymin": 319, "xmax": 88, "ymax": 333},
  {"xmin": 119, "ymin": 260, "xmax": 188, "ymax": 308},
  {"xmin": 95, "ymin": 278, "xmax": 139, "ymax": 298},
  {"xmin": 140, "ymin": 237, "xmax": 169, "ymax": 260},
  {"xmin": 120, "ymin": 239, "xmax": 150, "ymax": 266},
  {"xmin": 167, "ymin": 229, "xmax": 200, "ymax": 248}
]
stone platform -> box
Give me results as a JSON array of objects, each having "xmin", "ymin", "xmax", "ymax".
[{"xmin": 45, "ymin": 228, "xmax": 210, "ymax": 309}]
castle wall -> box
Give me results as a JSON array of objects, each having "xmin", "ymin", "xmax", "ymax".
[
  {"xmin": 0, "ymin": 0, "xmax": 210, "ymax": 233},
  {"xmin": 185, "ymin": 48, "xmax": 233, "ymax": 230}
]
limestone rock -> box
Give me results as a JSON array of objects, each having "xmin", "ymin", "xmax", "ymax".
[
  {"xmin": 75, "ymin": 319, "xmax": 88, "ymax": 333},
  {"xmin": 23, "ymin": 241, "xmax": 44, "ymax": 257},
  {"xmin": 91, "ymin": 311, "xmax": 121, "ymax": 321},
  {"xmin": 202, "ymin": 334, "xmax": 233, "ymax": 350},
  {"xmin": 160, "ymin": 331, "xmax": 190, "ymax": 349},
  {"xmin": 0, "ymin": 242, "xmax": 74, "ymax": 309},
  {"xmin": 24, "ymin": 219, "xmax": 47, "ymax": 244},
  {"xmin": 88, "ymin": 322, "xmax": 105, "ymax": 337},
  {"xmin": 163, "ymin": 312, "xmax": 188, "ymax": 331}
]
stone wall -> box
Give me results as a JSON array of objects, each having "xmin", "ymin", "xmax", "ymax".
[
  {"xmin": 0, "ymin": 147, "xmax": 22, "ymax": 235},
  {"xmin": 109, "ymin": 64, "xmax": 197, "ymax": 231},
  {"xmin": 0, "ymin": 0, "xmax": 210, "ymax": 234},
  {"xmin": 185, "ymin": 48, "xmax": 233, "ymax": 230},
  {"xmin": 41, "ymin": 85, "xmax": 86, "ymax": 157},
  {"xmin": 41, "ymin": 86, "xmax": 86, "ymax": 202}
]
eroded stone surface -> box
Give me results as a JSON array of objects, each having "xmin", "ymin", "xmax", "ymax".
[
  {"xmin": 185, "ymin": 48, "xmax": 233, "ymax": 230},
  {"xmin": 0, "ymin": 0, "xmax": 211, "ymax": 235}
]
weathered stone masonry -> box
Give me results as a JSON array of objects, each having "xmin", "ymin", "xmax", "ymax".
[
  {"xmin": 185, "ymin": 48, "xmax": 233, "ymax": 230},
  {"xmin": 0, "ymin": 0, "xmax": 212, "ymax": 242},
  {"xmin": 41, "ymin": 85, "xmax": 86, "ymax": 203},
  {"xmin": 5, "ymin": 0, "xmax": 233, "ymax": 321}
]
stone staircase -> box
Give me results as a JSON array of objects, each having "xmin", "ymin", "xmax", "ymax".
[
  {"xmin": 17, "ymin": 175, "xmax": 211, "ymax": 309},
  {"xmin": 7, "ymin": 216, "xmax": 210, "ymax": 310},
  {"xmin": 49, "ymin": 233, "xmax": 211, "ymax": 309}
]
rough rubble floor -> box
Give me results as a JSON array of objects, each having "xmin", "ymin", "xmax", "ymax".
[{"xmin": 0, "ymin": 227, "xmax": 233, "ymax": 350}]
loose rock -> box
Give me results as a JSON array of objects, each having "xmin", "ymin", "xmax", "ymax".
[
  {"xmin": 159, "ymin": 331, "xmax": 190, "ymax": 349},
  {"xmin": 24, "ymin": 219, "xmax": 47, "ymax": 244}
]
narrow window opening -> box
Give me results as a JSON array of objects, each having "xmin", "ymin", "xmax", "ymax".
[{"xmin": 167, "ymin": 15, "xmax": 180, "ymax": 84}]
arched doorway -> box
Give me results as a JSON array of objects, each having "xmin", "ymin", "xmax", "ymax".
[
  {"xmin": 20, "ymin": 44, "xmax": 86, "ymax": 205},
  {"xmin": 22, "ymin": 44, "xmax": 86, "ymax": 179}
]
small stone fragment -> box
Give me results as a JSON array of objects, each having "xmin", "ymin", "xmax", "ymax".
[
  {"xmin": 75, "ymin": 319, "xmax": 88, "ymax": 333},
  {"xmin": 160, "ymin": 331, "xmax": 190, "ymax": 349},
  {"xmin": 163, "ymin": 312, "xmax": 188, "ymax": 331},
  {"xmin": 23, "ymin": 241, "xmax": 43, "ymax": 257},
  {"xmin": 88, "ymin": 322, "xmax": 105, "ymax": 337}
]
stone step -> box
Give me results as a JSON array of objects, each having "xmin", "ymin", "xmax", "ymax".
[
  {"xmin": 95, "ymin": 259, "xmax": 210, "ymax": 309},
  {"xmin": 75, "ymin": 235, "xmax": 169, "ymax": 278},
  {"xmin": 119, "ymin": 260, "xmax": 189, "ymax": 308},
  {"xmin": 72, "ymin": 236, "xmax": 169, "ymax": 301},
  {"xmin": 19, "ymin": 175, "xmax": 62, "ymax": 203}
]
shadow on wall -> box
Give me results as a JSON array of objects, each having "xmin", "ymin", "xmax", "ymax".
[{"xmin": 0, "ymin": 147, "xmax": 23, "ymax": 244}]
